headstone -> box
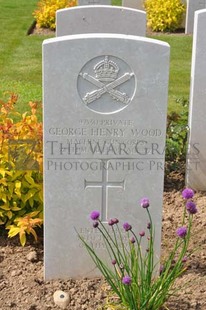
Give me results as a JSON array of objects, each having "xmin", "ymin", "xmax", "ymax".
[
  {"xmin": 185, "ymin": 0, "xmax": 206, "ymax": 34},
  {"xmin": 56, "ymin": 6, "xmax": 146, "ymax": 37},
  {"xmin": 78, "ymin": 0, "xmax": 111, "ymax": 5},
  {"xmin": 179, "ymin": 0, "xmax": 187, "ymax": 29},
  {"xmin": 122, "ymin": 0, "xmax": 144, "ymax": 10},
  {"xmin": 186, "ymin": 9, "xmax": 206, "ymax": 190},
  {"xmin": 43, "ymin": 33, "xmax": 170, "ymax": 280}
]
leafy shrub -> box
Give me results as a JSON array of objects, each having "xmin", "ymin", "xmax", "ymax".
[
  {"xmin": 0, "ymin": 94, "xmax": 43, "ymax": 246},
  {"xmin": 144, "ymin": 0, "xmax": 186, "ymax": 32},
  {"xmin": 33, "ymin": 0, "xmax": 77, "ymax": 30},
  {"xmin": 166, "ymin": 97, "xmax": 189, "ymax": 171}
]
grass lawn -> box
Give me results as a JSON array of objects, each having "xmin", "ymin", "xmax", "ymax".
[
  {"xmin": 152, "ymin": 34, "xmax": 192, "ymax": 113},
  {"xmin": 0, "ymin": 0, "xmax": 53, "ymax": 114},
  {"xmin": 0, "ymin": 0, "xmax": 192, "ymax": 116}
]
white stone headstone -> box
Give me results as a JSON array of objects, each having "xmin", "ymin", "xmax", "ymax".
[
  {"xmin": 179, "ymin": 0, "xmax": 187, "ymax": 29},
  {"xmin": 122, "ymin": 0, "xmax": 144, "ymax": 10},
  {"xmin": 78, "ymin": 0, "xmax": 111, "ymax": 5},
  {"xmin": 185, "ymin": 0, "xmax": 206, "ymax": 34},
  {"xmin": 186, "ymin": 9, "xmax": 206, "ymax": 190},
  {"xmin": 56, "ymin": 6, "xmax": 146, "ymax": 37},
  {"xmin": 43, "ymin": 33, "xmax": 170, "ymax": 280}
]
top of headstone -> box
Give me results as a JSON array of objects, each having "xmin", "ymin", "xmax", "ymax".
[
  {"xmin": 195, "ymin": 7, "xmax": 206, "ymax": 15},
  {"xmin": 43, "ymin": 33, "xmax": 169, "ymax": 48},
  {"xmin": 185, "ymin": 0, "xmax": 206, "ymax": 34},
  {"xmin": 56, "ymin": 6, "xmax": 146, "ymax": 37},
  {"xmin": 194, "ymin": 8, "xmax": 206, "ymax": 32},
  {"xmin": 78, "ymin": 0, "xmax": 111, "ymax": 5}
]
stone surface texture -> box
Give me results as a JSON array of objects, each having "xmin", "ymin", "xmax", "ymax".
[
  {"xmin": 186, "ymin": 9, "xmax": 206, "ymax": 190},
  {"xmin": 43, "ymin": 33, "xmax": 170, "ymax": 279},
  {"xmin": 122, "ymin": 0, "xmax": 144, "ymax": 10},
  {"xmin": 185, "ymin": 0, "xmax": 206, "ymax": 34},
  {"xmin": 180, "ymin": 0, "xmax": 187, "ymax": 29},
  {"xmin": 78, "ymin": 0, "xmax": 111, "ymax": 5},
  {"xmin": 56, "ymin": 6, "xmax": 146, "ymax": 37}
]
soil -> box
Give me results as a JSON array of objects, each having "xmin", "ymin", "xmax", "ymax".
[
  {"xmin": 0, "ymin": 168, "xmax": 206, "ymax": 310},
  {"xmin": 28, "ymin": 22, "xmax": 55, "ymax": 36}
]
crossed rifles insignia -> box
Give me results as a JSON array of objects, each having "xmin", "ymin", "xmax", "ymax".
[{"xmin": 79, "ymin": 56, "xmax": 134, "ymax": 105}]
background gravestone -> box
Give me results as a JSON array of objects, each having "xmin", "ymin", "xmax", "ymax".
[
  {"xmin": 122, "ymin": 0, "xmax": 144, "ymax": 10},
  {"xmin": 56, "ymin": 6, "xmax": 146, "ymax": 37},
  {"xmin": 78, "ymin": 0, "xmax": 111, "ymax": 5},
  {"xmin": 186, "ymin": 9, "xmax": 206, "ymax": 190},
  {"xmin": 185, "ymin": 0, "xmax": 206, "ymax": 34},
  {"xmin": 43, "ymin": 33, "xmax": 170, "ymax": 280},
  {"xmin": 180, "ymin": 0, "xmax": 187, "ymax": 29}
]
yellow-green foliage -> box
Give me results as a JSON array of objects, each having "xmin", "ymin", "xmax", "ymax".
[
  {"xmin": 33, "ymin": 0, "xmax": 77, "ymax": 30},
  {"xmin": 0, "ymin": 94, "xmax": 43, "ymax": 246},
  {"xmin": 144, "ymin": 0, "xmax": 186, "ymax": 32}
]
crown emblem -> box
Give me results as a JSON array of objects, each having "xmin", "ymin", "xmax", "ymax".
[
  {"xmin": 94, "ymin": 56, "xmax": 119, "ymax": 82},
  {"xmin": 78, "ymin": 55, "xmax": 135, "ymax": 113}
]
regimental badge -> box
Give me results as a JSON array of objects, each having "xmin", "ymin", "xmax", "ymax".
[{"xmin": 77, "ymin": 55, "xmax": 136, "ymax": 114}]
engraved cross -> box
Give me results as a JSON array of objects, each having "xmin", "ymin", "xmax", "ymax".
[{"xmin": 84, "ymin": 160, "xmax": 125, "ymax": 222}]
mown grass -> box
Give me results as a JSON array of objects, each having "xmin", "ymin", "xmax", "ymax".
[
  {"xmin": 152, "ymin": 34, "xmax": 192, "ymax": 113},
  {"xmin": 0, "ymin": 0, "xmax": 192, "ymax": 116},
  {"xmin": 0, "ymin": 0, "xmax": 53, "ymax": 114}
]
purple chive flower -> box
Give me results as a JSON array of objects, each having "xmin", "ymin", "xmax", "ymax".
[
  {"xmin": 182, "ymin": 256, "xmax": 188, "ymax": 263},
  {"xmin": 90, "ymin": 210, "xmax": 100, "ymax": 221},
  {"xmin": 108, "ymin": 218, "xmax": 119, "ymax": 225},
  {"xmin": 93, "ymin": 221, "xmax": 99, "ymax": 228},
  {"xmin": 140, "ymin": 198, "xmax": 150, "ymax": 208},
  {"xmin": 122, "ymin": 275, "xmax": 132, "ymax": 285},
  {"xmin": 123, "ymin": 222, "xmax": 132, "ymax": 231},
  {"xmin": 139, "ymin": 231, "xmax": 145, "ymax": 237},
  {"xmin": 176, "ymin": 226, "xmax": 187, "ymax": 238},
  {"xmin": 147, "ymin": 222, "xmax": 151, "ymax": 229},
  {"xmin": 112, "ymin": 259, "xmax": 116, "ymax": 265},
  {"xmin": 182, "ymin": 188, "xmax": 194, "ymax": 199},
  {"xmin": 130, "ymin": 236, "xmax": 135, "ymax": 244},
  {"xmin": 112, "ymin": 218, "xmax": 119, "ymax": 224},
  {"xmin": 186, "ymin": 201, "xmax": 198, "ymax": 214},
  {"xmin": 108, "ymin": 219, "xmax": 115, "ymax": 226}
]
